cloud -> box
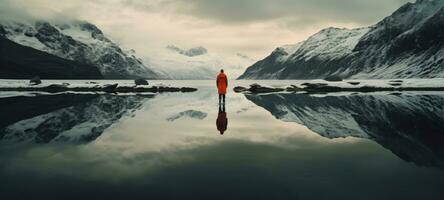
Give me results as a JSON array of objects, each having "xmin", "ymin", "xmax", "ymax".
[
  {"xmin": 0, "ymin": 0, "xmax": 414, "ymax": 59},
  {"xmin": 123, "ymin": 0, "xmax": 413, "ymax": 26}
]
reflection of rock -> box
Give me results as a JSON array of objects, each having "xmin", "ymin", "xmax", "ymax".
[
  {"xmin": 0, "ymin": 94, "xmax": 153, "ymax": 144},
  {"xmin": 245, "ymin": 93, "xmax": 444, "ymax": 168},
  {"xmin": 167, "ymin": 110, "xmax": 208, "ymax": 122}
]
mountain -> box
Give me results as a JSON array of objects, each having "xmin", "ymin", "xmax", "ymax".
[
  {"xmin": 0, "ymin": 20, "xmax": 160, "ymax": 79},
  {"xmin": 245, "ymin": 93, "xmax": 444, "ymax": 168},
  {"xmin": 147, "ymin": 45, "xmax": 255, "ymax": 80},
  {"xmin": 0, "ymin": 36, "xmax": 103, "ymax": 79},
  {"xmin": 239, "ymin": 0, "xmax": 444, "ymax": 79},
  {"xmin": 166, "ymin": 45, "xmax": 208, "ymax": 57}
]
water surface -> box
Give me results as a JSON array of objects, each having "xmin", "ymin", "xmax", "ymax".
[{"xmin": 1, "ymin": 80, "xmax": 443, "ymax": 200}]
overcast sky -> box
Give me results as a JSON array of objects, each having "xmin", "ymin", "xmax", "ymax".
[{"xmin": 0, "ymin": 0, "xmax": 413, "ymax": 59}]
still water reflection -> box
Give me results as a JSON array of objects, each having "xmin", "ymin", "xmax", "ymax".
[
  {"xmin": 216, "ymin": 104, "xmax": 228, "ymax": 135},
  {"xmin": 0, "ymin": 80, "xmax": 443, "ymax": 200}
]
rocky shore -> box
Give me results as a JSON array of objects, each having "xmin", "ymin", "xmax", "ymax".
[
  {"xmin": 0, "ymin": 79, "xmax": 197, "ymax": 93},
  {"xmin": 234, "ymin": 80, "xmax": 444, "ymax": 94}
]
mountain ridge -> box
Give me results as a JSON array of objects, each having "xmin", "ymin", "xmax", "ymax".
[
  {"xmin": 0, "ymin": 36, "xmax": 103, "ymax": 79},
  {"xmin": 239, "ymin": 0, "xmax": 444, "ymax": 79},
  {"xmin": 0, "ymin": 20, "xmax": 160, "ymax": 79}
]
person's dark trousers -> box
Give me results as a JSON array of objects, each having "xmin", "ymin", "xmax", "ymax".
[
  {"xmin": 219, "ymin": 94, "xmax": 225, "ymax": 104},
  {"xmin": 219, "ymin": 103, "xmax": 226, "ymax": 113}
]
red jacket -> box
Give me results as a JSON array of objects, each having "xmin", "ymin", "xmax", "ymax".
[{"xmin": 216, "ymin": 73, "xmax": 228, "ymax": 94}]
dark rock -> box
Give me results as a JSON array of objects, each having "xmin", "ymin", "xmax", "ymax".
[
  {"xmin": 324, "ymin": 75, "xmax": 343, "ymax": 82},
  {"xmin": 115, "ymin": 86, "xmax": 135, "ymax": 92},
  {"xmin": 348, "ymin": 82, "xmax": 361, "ymax": 85},
  {"xmin": 135, "ymin": 78, "xmax": 149, "ymax": 86},
  {"xmin": 233, "ymin": 86, "xmax": 248, "ymax": 93},
  {"xmin": 302, "ymin": 83, "xmax": 343, "ymax": 92},
  {"xmin": 389, "ymin": 83, "xmax": 403, "ymax": 87},
  {"xmin": 249, "ymin": 84, "xmax": 284, "ymax": 93},
  {"xmin": 103, "ymin": 84, "xmax": 118, "ymax": 92},
  {"xmin": 181, "ymin": 87, "xmax": 198, "ymax": 93},
  {"xmin": 30, "ymin": 76, "xmax": 41, "ymax": 85},
  {"xmin": 302, "ymin": 83, "xmax": 328, "ymax": 88},
  {"xmin": 301, "ymin": 82, "xmax": 328, "ymax": 87},
  {"xmin": 390, "ymin": 92, "xmax": 403, "ymax": 96},
  {"xmin": 389, "ymin": 80, "xmax": 404, "ymax": 83},
  {"xmin": 45, "ymin": 84, "xmax": 68, "ymax": 92}
]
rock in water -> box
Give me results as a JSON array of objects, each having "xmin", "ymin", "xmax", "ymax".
[
  {"xmin": 103, "ymin": 84, "xmax": 119, "ymax": 92},
  {"xmin": 324, "ymin": 75, "xmax": 343, "ymax": 82},
  {"xmin": 348, "ymin": 82, "xmax": 360, "ymax": 85},
  {"xmin": 233, "ymin": 86, "xmax": 248, "ymax": 93},
  {"xmin": 30, "ymin": 76, "xmax": 41, "ymax": 85},
  {"xmin": 135, "ymin": 79, "xmax": 149, "ymax": 86},
  {"xmin": 249, "ymin": 84, "xmax": 284, "ymax": 93}
]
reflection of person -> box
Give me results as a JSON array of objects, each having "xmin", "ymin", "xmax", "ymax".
[
  {"xmin": 216, "ymin": 104, "xmax": 228, "ymax": 135},
  {"xmin": 216, "ymin": 69, "xmax": 228, "ymax": 105}
]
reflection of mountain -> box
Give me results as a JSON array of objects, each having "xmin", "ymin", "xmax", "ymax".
[
  {"xmin": 0, "ymin": 94, "xmax": 153, "ymax": 144},
  {"xmin": 167, "ymin": 110, "xmax": 208, "ymax": 122},
  {"xmin": 245, "ymin": 93, "xmax": 444, "ymax": 168}
]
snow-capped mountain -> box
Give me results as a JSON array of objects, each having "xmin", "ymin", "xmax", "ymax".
[
  {"xmin": 0, "ymin": 36, "xmax": 103, "ymax": 79},
  {"xmin": 0, "ymin": 20, "xmax": 160, "ymax": 79},
  {"xmin": 147, "ymin": 45, "xmax": 256, "ymax": 80},
  {"xmin": 239, "ymin": 0, "xmax": 444, "ymax": 79},
  {"xmin": 245, "ymin": 93, "xmax": 444, "ymax": 168},
  {"xmin": 0, "ymin": 94, "xmax": 152, "ymax": 144}
]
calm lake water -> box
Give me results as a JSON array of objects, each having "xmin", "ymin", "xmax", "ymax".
[{"xmin": 1, "ymin": 80, "xmax": 444, "ymax": 200}]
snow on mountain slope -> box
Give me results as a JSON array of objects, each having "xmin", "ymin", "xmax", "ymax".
[
  {"xmin": 294, "ymin": 27, "xmax": 369, "ymax": 61},
  {"xmin": 0, "ymin": 20, "xmax": 160, "ymax": 79},
  {"xmin": 238, "ymin": 27, "xmax": 369, "ymax": 79},
  {"xmin": 276, "ymin": 43, "xmax": 303, "ymax": 63},
  {"xmin": 239, "ymin": 0, "xmax": 444, "ymax": 80},
  {"xmin": 0, "ymin": 36, "xmax": 103, "ymax": 79},
  {"xmin": 147, "ymin": 46, "xmax": 256, "ymax": 80}
]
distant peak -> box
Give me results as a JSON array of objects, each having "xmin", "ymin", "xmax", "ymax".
[{"xmin": 166, "ymin": 45, "xmax": 208, "ymax": 57}]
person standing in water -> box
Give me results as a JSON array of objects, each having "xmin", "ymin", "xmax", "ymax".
[{"xmin": 216, "ymin": 69, "xmax": 228, "ymax": 105}]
